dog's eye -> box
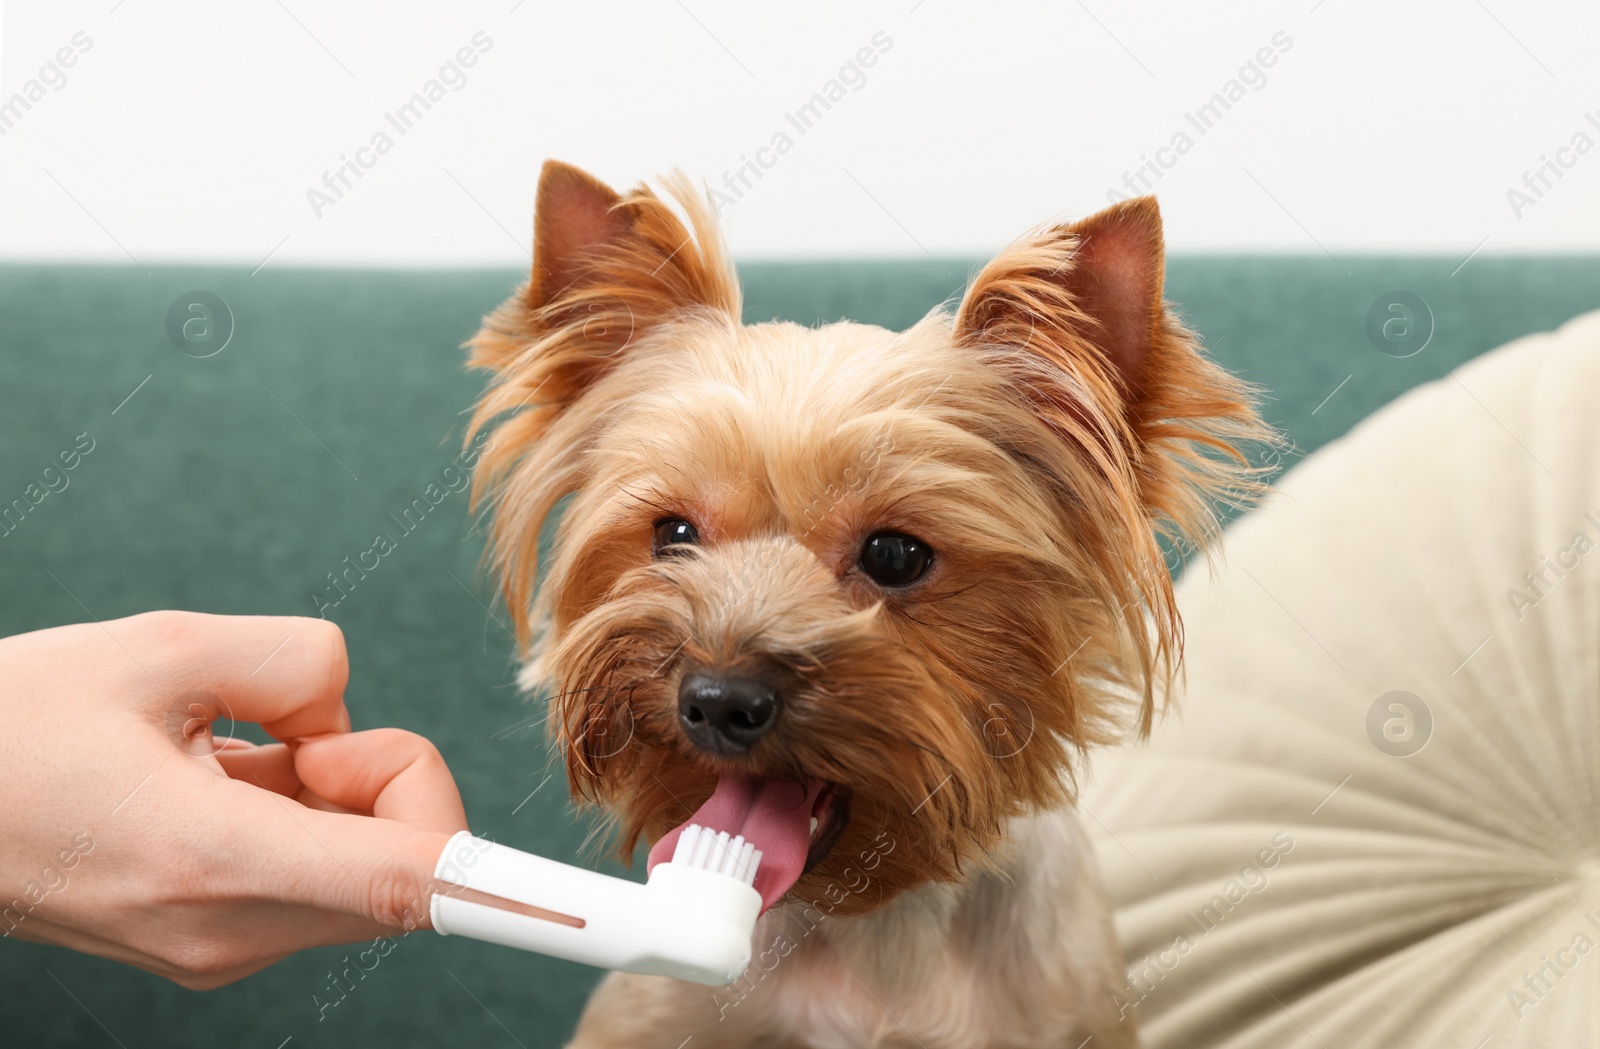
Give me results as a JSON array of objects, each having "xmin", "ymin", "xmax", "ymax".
[
  {"xmin": 859, "ymin": 532, "xmax": 932, "ymax": 587},
  {"xmin": 652, "ymin": 517, "xmax": 699, "ymax": 557}
]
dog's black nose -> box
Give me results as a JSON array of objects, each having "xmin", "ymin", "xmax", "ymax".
[{"xmin": 678, "ymin": 672, "xmax": 779, "ymax": 752}]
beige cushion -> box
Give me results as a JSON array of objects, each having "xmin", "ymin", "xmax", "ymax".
[{"xmin": 1083, "ymin": 310, "xmax": 1600, "ymax": 1047}]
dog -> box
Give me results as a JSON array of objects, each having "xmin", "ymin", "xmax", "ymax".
[{"xmin": 464, "ymin": 160, "xmax": 1268, "ymax": 1048}]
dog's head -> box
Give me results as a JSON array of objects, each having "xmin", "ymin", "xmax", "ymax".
[{"xmin": 467, "ymin": 161, "xmax": 1268, "ymax": 917}]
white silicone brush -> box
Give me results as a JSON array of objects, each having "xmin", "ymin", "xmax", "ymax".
[{"xmin": 430, "ymin": 825, "xmax": 763, "ymax": 986}]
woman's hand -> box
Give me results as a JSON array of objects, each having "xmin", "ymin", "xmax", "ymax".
[{"xmin": 0, "ymin": 610, "xmax": 468, "ymax": 988}]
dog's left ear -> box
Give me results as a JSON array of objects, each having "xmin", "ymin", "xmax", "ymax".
[
  {"xmin": 957, "ymin": 197, "xmax": 1178, "ymax": 447},
  {"xmin": 956, "ymin": 197, "xmax": 1267, "ymax": 732},
  {"xmin": 469, "ymin": 160, "xmax": 740, "ymax": 417},
  {"xmin": 959, "ymin": 196, "xmax": 1165, "ymax": 400},
  {"xmin": 954, "ymin": 196, "xmax": 1262, "ymax": 531}
]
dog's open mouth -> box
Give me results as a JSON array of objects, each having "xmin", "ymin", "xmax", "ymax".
[{"xmin": 646, "ymin": 775, "xmax": 851, "ymax": 913}]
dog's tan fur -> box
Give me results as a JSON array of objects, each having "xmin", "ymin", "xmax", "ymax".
[{"xmin": 466, "ymin": 161, "xmax": 1267, "ymax": 1048}]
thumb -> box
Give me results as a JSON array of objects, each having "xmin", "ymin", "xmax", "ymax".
[
  {"xmin": 229, "ymin": 729, "xmax": 469, "ymax": 931},
  {"xmin": 291, "ymin": 728, "xmax": 468, "ymax": 833},
  {"xmin": 281, "ymin": 808, "xmax": 457, "ymax": 932}
]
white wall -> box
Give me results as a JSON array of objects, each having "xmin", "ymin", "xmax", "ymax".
[{"xmin": 1, "ymin": 0, "xmax": 1596, "ymax": 267}]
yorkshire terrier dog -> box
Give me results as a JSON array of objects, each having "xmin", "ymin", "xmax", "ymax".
[{"xmin": 465, "ymin": 160, "xmax": 1265, "ymax": 1048}]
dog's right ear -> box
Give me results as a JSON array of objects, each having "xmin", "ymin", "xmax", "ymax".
[
  {"xmin": 466, "ymin": 162, "xmax": 738, "ymax": 641},
  {"xmin": 527, "ymin": 160, "xmax": 629, "ymax": 312},
  {"xmin": 468, "ymin": 159, "xmax": 739, "ymax": 413}
]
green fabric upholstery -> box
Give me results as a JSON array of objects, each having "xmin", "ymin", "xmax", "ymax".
[{"xmin": 1, "ymin": 257, "xmax": 1596, "ymax": 1047}]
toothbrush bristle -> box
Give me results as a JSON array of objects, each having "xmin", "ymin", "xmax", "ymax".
[
  {"xmin": 738, "ymin": 840, "xmax": 755, "ymax": 884},
  {"xmin": 671, "ymin": 824, "xmax": 700, "ymax": 865},
  {"xmin": 689, "ymin": 825, "xmax": 713, "ymax": 868},
  {"xmin": 668, "ymin": 823, "xmax": 762, "ymax": 886}
]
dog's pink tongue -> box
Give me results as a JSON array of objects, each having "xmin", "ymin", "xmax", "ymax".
[{"xmin": 648, "ymin": 775, "xmax": 822, "ymax": 913}]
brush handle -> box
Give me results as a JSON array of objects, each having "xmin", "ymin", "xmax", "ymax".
[{"xmin": 430, "ymin": 831, "xmax": 760, "ymax": 986}]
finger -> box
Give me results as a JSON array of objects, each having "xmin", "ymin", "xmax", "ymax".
[
  {"xmin": 295, "ymin": 792, "xmax": 363, "ymax": 815},
  {"xmin": 25, "ymin": 879, "xmax": 399, "ymax": 984},
  {"xmin": 169, "ymin": 955, "xmax": 289, "ymax": 992},
  {"xmin": 217, "ymin": 743, "xmax": 365, "ymax": 814},
  {"xmin": 292, "ymin": 729, "xmax": 467, "ymax": 834},
  {"xmin": 4, "ymin": 912, "xmax": 188, "ymax": 980},
  {"xmin": 215, "ymin": 742, "xmax": 301, "ymax": 797},
  {"xmin": 20, "ymin": 910, "xmax": 298, "ymax": 990},
  {"xmin": 224, "ymin": 784, "xmax": 459, "ymax": 933},
  {"xmin": 119, "ymin": 612, "xmax": 351, "ymax": 742},
  {"xmin": 17, "ymin": 920, "xmax": 276, "ymax": 990}
]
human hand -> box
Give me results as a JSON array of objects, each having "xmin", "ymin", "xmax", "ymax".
[{"xmin": 0, "ymin": 611, "xmax": 467, "ymax": 988}]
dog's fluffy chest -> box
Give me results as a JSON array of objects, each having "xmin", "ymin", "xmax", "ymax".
[{"xmin": 720, "ymin": 809, "xmax": 1133, "ymax": 1049}]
